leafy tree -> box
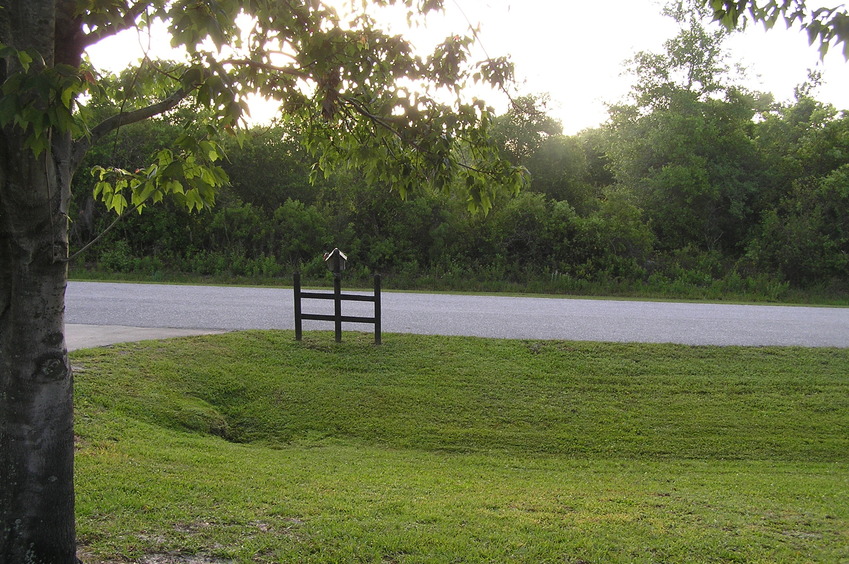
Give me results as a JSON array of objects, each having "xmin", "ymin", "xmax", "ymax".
[
  {"xmin": 747, "ymin": 165, "xmax": 849, "ymax": 285},
  {"xmin": 219, "ymin": 126, "xmax": 318, "ymax": 209},
  {"xmin": 490, "ymin": 94, "xmax": 562, "ymax": 165},
  {"xmin": 588, "ymin": 187, "xmax": 656, "ymax": 277},
  {"xmin": 69, "ymin": 113, "xmax": 193, "ymax": 254},
  {"xmin": 635, "ymin": 1, "xmax": 733, "ymax": 107},
  {"xmin": 751, "ymin": 74, "xmax": 839, "ymax": 211},
  {"xmin": 606, "ymin": 1, "xmax": 768, "ymax": 253},
  {"xmin": 0, "ymin": 1, "xmax": 525, "ymax": 561},
  {"xmin": 574, "ymin": 128, "xmax": 616, "ymax": 192},
  {"xmin": 271, "ymin": 198, "xmax": 333, "ymax": 268},
  {"xmin": 525, "ymin": 134, "xmax": 597, "ymax": 213},
  {"xmin": 490, "ymin": 95, "xmax": 601, "ymax": 213},
  {"xmin": 747, "ymin": 91, "xmax": 849, "ymax": 285}
]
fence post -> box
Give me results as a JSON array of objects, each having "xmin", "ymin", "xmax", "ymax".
[
  {"xmin": 374, "ymin": 274, "xmax": 381, "ymax": 345},
  {"xmin": 294, "ymin": 272, "xmax": 302, "ymax": 341},
  {"xmin": 333, "ymin": 273, "xmax": 342, "ymax": 343}
]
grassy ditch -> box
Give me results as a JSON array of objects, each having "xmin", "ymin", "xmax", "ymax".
[{"xmin": 73, "ymin": 331, "xmax": 849, "ymax": 563}]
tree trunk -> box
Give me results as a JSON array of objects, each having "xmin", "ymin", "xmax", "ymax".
[
  {"xmin": 0, "ymin": 125, "xmax": 77, "ymax": 563},
  {"xmin": 0, "ymin": 1, "xmax": 82, "ymax": 561}
]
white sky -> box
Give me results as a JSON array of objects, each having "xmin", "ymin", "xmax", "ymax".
[
  {"xmin": 416, "ymin": 0, "xmax": 849, "ymax": 133},
  {"xmin": 86, "ymin": 0, "xmax": 849, "ymax": 135}
]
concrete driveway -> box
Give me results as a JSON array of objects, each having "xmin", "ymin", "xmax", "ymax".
[{"xmin": 66, "ymin": 324, "xmax": 228, "ymax": 351}]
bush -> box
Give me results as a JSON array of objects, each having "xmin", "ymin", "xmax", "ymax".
[{"xmin": 98, "ymin": 240, "xmax": 134, "ymax": 272}]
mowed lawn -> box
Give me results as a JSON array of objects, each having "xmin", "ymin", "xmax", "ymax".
[{"xmin": 72, "ymin": 331, "xmax": 849, "ymax": 563}]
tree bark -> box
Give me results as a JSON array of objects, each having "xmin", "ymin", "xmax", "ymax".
[
  {"xmin": 1, "ymin": 1, "xmax": 80, "ymax": 562},
  {"xmin": 0, "ymin": 131, "xmax": 77, "ymax": 564}
]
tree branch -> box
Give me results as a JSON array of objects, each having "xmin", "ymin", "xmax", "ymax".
[
  {"xmin": 71, "ymin": 87, "xmax": 189, "ymax": 171},
  {"xmin": 62, "ymin": 202, "xmax": 140, "ymax": 263},
  {"xmin": 340, "ymin": 96, "xmax": 491, "ymax": 176},
  {"xmin": 79, "ymin": 1, "xmax": 149, "ymax": 50},
  {"xmin": 341, "ymin": 95, "xmax": 422, "ymax": 151}
]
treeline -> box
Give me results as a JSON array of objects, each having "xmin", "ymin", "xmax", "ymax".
[{"xmin": 69, "ymin": 10, "xmax": 849, "ymax": 302}]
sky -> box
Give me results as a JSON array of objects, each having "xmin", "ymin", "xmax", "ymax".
[
  {"xmin": 407, "ymin": 0, "xmax": 849, "ymax": 133},
  {"xmin": 86, "ymin": 0, "xmax": 849, "ymax": 135}
]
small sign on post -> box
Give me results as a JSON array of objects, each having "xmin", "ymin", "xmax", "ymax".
[{"xmin": 294, "ymin": 249, "xmax": 381, "ymax": 344}]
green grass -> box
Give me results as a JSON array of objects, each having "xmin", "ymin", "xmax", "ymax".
[{"xmin": 72, "ymin": 331, "xmax": 849, "ymax": 563}]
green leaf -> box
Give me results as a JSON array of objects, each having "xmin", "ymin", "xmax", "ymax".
[
  {"xmin": 132, "ymin": 182, "xmax": 157, "ymax": 206},
  {"xmin": 165, "ymin": 180, "xmax": 184, "ymax": 195},
  {"xmin": 17, "ymin": 50, "xmax": 32, "ymax": 72}
]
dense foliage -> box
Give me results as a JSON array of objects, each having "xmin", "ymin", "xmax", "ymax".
[
  {"xmin": 71, "ymin": 88, "xmax": 849, "ymax": 301},
  {"xmin": 66, "ymin": 3, "xmax": 849, "ymax": 302}
]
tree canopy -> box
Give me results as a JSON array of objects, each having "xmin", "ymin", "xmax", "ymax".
[{"xmin": 2, "ymin": 0, "xmax": 525, "ymax": 217}]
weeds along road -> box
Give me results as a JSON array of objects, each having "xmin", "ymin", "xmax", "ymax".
[{"xmin": 65, "ymin": 281, "xmax": 849, "ymax": 347}]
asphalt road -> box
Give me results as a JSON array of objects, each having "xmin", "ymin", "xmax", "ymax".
[{"xmin": 65, "ymin": 281, "xmax": 849, "ymax": 348}]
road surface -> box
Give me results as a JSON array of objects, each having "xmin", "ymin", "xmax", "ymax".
[{"xmin": 64, "ymin": 281, "xmax": 849, "ymax": 349}]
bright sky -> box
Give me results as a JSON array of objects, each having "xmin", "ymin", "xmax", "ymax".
[
  {"xmin": 418, "ymin": 0, "xmax": 849, "ymax": 133},
  {"xmin": 86, "ymin": 0, "xmax": 849, "ymax": 135}
]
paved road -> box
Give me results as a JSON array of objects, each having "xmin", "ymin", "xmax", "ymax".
[{"xmin": 65, "ymin": 281, "xmax": 849, "ymax": 348}]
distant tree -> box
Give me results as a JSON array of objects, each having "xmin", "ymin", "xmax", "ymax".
[
  {"xmin": 751, "ymin": 72, "xmax": 839, "ymax": 211},
  {"xmin": 220, "ymin": 127, "xmax": 317, "ymax": 209},
  {"xmin": 606, "ymin": 1, "xmax": 770, "ymax": 252},
  {"xmin": 491, "ymin": 96, "xmax": 600, "ymax": 212},
  {"xmin": 525, "ymin": 134, "xmax": 595, "ymax": 211},
  {"xmin": 747, "ymin": 164, "xmax": 849, "ymax": 285},
  {"xmin": 627, "ymin": 0, "xmax": 736, "ymax": 109},
  {"xmin": 746, "ymin": 85, "xmax": 849, "ymax": 286},
  {"xmin": 490, "ymin": 94, "xmax": 562, "ymax": 165}
]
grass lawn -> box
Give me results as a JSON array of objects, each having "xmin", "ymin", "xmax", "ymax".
[{"xmin": 72, "ymin": 331, "xmax": 849, "ymax": 563}]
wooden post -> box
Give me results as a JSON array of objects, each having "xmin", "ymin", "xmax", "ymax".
[
  {"xmin": 294, "ymin": 272, "xmax": 302, "ymax": 341},
  {"xmin": 333, "ymin": 273, "xmax": 342, "ymax": 343},
  {"xmin": 374, "ymin": 274, "xmax": 382, "ymax": 345}
]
